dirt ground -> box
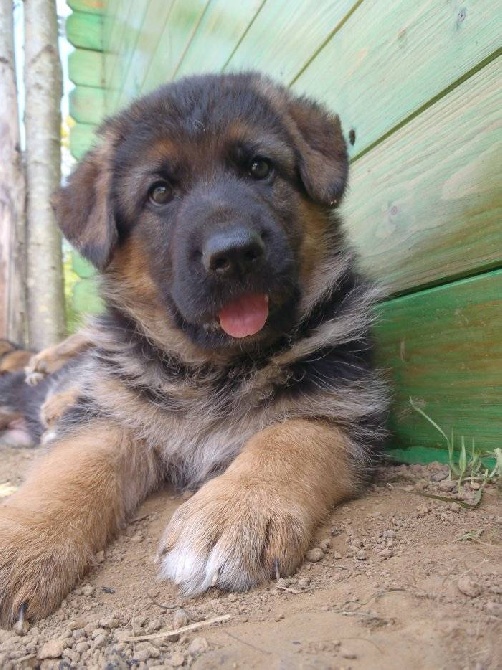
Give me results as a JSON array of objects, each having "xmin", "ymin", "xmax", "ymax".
[{"xmin": 0, "ymin": 445, "xmax": 500, "ymax": 670}]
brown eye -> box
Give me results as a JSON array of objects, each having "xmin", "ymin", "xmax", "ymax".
[
  {"xmin": 248, "ymin": 157, "xmax": 272, "ymax": 180},
  {"xmin": 148, "ymin": 181, "xmax": 173, "ymax": 205}
]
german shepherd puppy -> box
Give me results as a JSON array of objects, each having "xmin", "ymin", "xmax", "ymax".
[
  {"xmin": 0, "ymin": 340, "xmax": 33, "ymax": 375},
  {"xmin": 0, "ymin": 73, "xmax": 388, "ymax": 625}
]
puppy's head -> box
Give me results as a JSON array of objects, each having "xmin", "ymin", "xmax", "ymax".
[{"xmin": 54, "ymin": 73, "xmax": 348, "ymax": 353}]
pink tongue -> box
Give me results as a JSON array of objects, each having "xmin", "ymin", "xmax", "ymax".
[{"xmin": 218, "ymin": 293, "xmax": 269, "ymax": 338}]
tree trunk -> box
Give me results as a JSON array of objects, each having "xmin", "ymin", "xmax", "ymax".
[
  {"xmin": 24, "ymin": 0, "xmax": 65, "ymax": 348},
  {"xmin": 0, "ymin": 0, "xmax": 27, "ymax": 344}
]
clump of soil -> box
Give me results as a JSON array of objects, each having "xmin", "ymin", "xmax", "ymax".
[{"xmin": 0, "ymin": 446, "xmax": 500, "ymax": 670}]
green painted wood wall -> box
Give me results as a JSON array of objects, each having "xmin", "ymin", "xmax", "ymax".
[{"xmin": 65, "ymin": 0, "xmax": 502, "ymax": 463}]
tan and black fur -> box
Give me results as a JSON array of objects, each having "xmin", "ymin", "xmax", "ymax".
[
  {"xmin": 0, "ymin": 73, "xmax": 388, "ymax": 625},
  {"xmin": 0, "ymin": 340, "xmax": 33, "ymax": 375}
]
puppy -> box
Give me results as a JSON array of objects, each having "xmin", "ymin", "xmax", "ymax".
[
  {"xmin": 0, "ymin": 72, "xmax": 388, "ymax": 625},
  {"xmin": 0, "ymin": 340, "xmax": 33, "ymax": 375},
  {"xmin": 25, "ymin": 330, "xmax": 92, "ymax": 385}
]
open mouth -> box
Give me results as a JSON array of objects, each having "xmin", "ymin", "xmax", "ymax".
[{"xmin": 217, "ymin": 293, "xmax": 269, "ymax": 338}]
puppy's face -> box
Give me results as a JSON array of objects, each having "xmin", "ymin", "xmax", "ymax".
[{"xmin": 55, "ymin": 73, "xmax": 348, "ymax": 352}]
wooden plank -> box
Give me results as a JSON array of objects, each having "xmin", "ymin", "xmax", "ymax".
[
  {"xmin": 102, "ymin": 0, "xmax": 119, "ymax": 52},
  {"xmin": 224, "ymin": 0, "xmax": 356, "ymax": 82},
  {"xmin": 376, "ymin": 269, "xmax": 502, "ymax": 454},
  {"xmin": 114, "ymin": 2, "xmax": 153, "ymax": 110},
  {"xmin": 68, "ymin": 49, "xmax": 103, "ymax": 87},
  {"xmin": 344, "ymin": 57, "xmax": 502, "ymax": 294},
  {"xmin": 69, "ymin": 123, "xmax": 97, "ymax": 160},
  {"xmin": 69, "ymin": 86, "xmax": 105, "ymax": 125},
  {"xmin": 292, "ymin": 0, "xmax": 501, "ymax": 158},
  {"xmin": 105, "ymin": 0, "xmax": 176, "ymax": 113},
  {"xmin": 66, "ymin": 11, "xmax": 103, "ymax": 51},
  {"xmin": 104, "ymin": 0, "xmax": 135, "ymax": 111},
  {"xmin": 140, "ymin": 0, "xmax": 210, "ymax": 95},
  {"xmin": 175, "ymin": 0, "xmax": 264, "ymax": 78},
  {"xmin": 67, "ymin": 0, "xmax": 105, "ymax": 14}
]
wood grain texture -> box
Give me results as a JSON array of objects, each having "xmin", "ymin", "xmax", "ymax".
[
  {"xmin": 377, "ymin": 269, "xmax": 502, "ymax": 454},
  {"xmin": 68, "ymin": 49, "xmax": 103, "ymax": 87},
  {"xmin": 102, "ymin": 0, "xmax": 119, "ymax": 56},
  {"xmin": 224, "ymin": 0, "xmax": 356, "ymax": 81},
  {"xmin": 292, "ymin": 0, "xmax": 501, "ymax": 158},
  {"xmin": 66, "ymin": 11, "xmax": 103, "ymax": 51},
  {"xmin": 175, "ymin": 0, "xmax": 264, "ymax": 78},
  {"xmin": 344, "ymin": 57, "xmax": 502, "ymax": 293},
  {"xmin": 69, "ymin": 86, "xmax": 105, "ymax": 125},
  {"xmin": 140, "ymin": 0, "xmax": 211, "ymax": 95},
  {"xmin": 104, "ymin": 0, "xmax": 135, "ymax": 109},
  {"xmin": 111, "ymin": 1, "xmax": 152, "ymax": 111},
  {"xmin": 105, "ymin": 0, "xmax": 176, "ymax": 113}
]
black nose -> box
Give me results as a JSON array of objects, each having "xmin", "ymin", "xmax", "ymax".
[{"xmin": 202, "ymin": 227, "xmax": 265, "ymax": 277}]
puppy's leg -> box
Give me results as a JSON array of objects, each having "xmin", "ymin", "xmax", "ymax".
[
  {"xmin": 0, "ymin": 421, "xmax": 159, "ymax": 625},
  {"xmin": 25, "ymin": 331, "xmax": 92, "ymax": 384},
  {"xmin": 40, "ymin": 385, "xmax": 80, "ymax": 432},
  {"xmin": 160, "ymin": 419, "xmax": 359, "ymax": 594}
]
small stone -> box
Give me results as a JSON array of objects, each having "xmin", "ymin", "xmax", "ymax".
[
  {"xmin": 169, "ymin": 651, "xmax": 186, "ymax": 667},
  {"xmin": 145, "ymin": 617, "xmax": 163, "ymax": 633},
  {"xmin": 379, "ymin": 548, "xmax": 394, "ymax": 559},
  {"xmin": 227, "ymin": 593, "xmax": 238, "ymax": 602},
  {"xmin": 298, "ymin": 577, "xmax": 311, "ymax": 588},
  {"xmin": 13, "ymin": 617, "xmax": 29, "ymax": 636},
  {"xmin": 134, "ymin": 642, "xmax": 161, "ymax": 661},
  {"xmin": 81, "ymin": 584, "xmax": 95, "ymax": 597},
  {"xmin": 341, "ymin": 651, "xmax": 358, "ymax": 659},
  {"xmin": 92, "ymin": 634, "xmax": 107, "ymax": 648},
  {"xmin": 130, "ymin": 533, "xmax": 144, "ymax": 543},
  {"xmin": 98, "ymin": 616, "xmax": 120, "ymax": 629},
  {"xmin": 188, "ymin": 636, "xmax": 209, "ymax": 656},
  {"xmin": 431, "ymin": 470, "xmax": 448, "ymax": 482},
  {"xmin": 91, "ymin": 628, "xmax": 107, "ymax": 639},
  {"xmin": 38, "ymin": 640, "xmax": 65, "ymax": 660},
  {"xmin": 95, "ymin": 550, "xmax": 105, "ymax": 564},
  {"xmin": 75, "ymin": 641, "xmax": 90, "ymax": 654},
  {"xmin": 333, "ymin": 551, "xmax": 343, "ymax": 560},
  {"xmin": 457, "ymin": 576, "xmax": 482, "ymax": 598},
  {"xmin": 173, "ymin": 608, "xmax": 189, "ymax": 629},
  {"xmin": 305, "ymin": 548, "xmax": 324, "ymax": 563},
  {"xmin": 319, "ymin": 538, "xmax": 331, "ymax": 552},
  {"xmin": 356, "ymin": 550, "xmax": 368, "ymax": 561},
  {"xmin": 63, "ymin": 649, "xmax": 79, "ymax": 663},
  {"xmin": 68, "ymin": 618, "xmax": 87, "ymax": 631},
  {"xmin": 276, "ymin": 577, "xmax": 290, "ymax": 589},
  {"xmin": 438, "ymin": 479, "xmax": 456, "ymax": 492}
]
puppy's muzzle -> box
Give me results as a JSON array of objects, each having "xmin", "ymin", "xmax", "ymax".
[{"xmin": 202, "ymin": 226, "xmax": 265, "ymax": 278}]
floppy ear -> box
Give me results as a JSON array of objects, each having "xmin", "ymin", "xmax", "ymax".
[
  {"xmin": 287, "ymin": 96, "xmax": 348, "ymax": 207},
  {"xmin": 52, "ymin": 130, "xmax": 118, "ymax": 270}
]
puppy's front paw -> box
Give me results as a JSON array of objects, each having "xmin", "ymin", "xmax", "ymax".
[
  {"xmin": 158, "ymin": 476, "xmax": 311, "ymax": 595},
  {"xmin": 0, "ymin": 508, "xmax": 86, "ymax": 626}
]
